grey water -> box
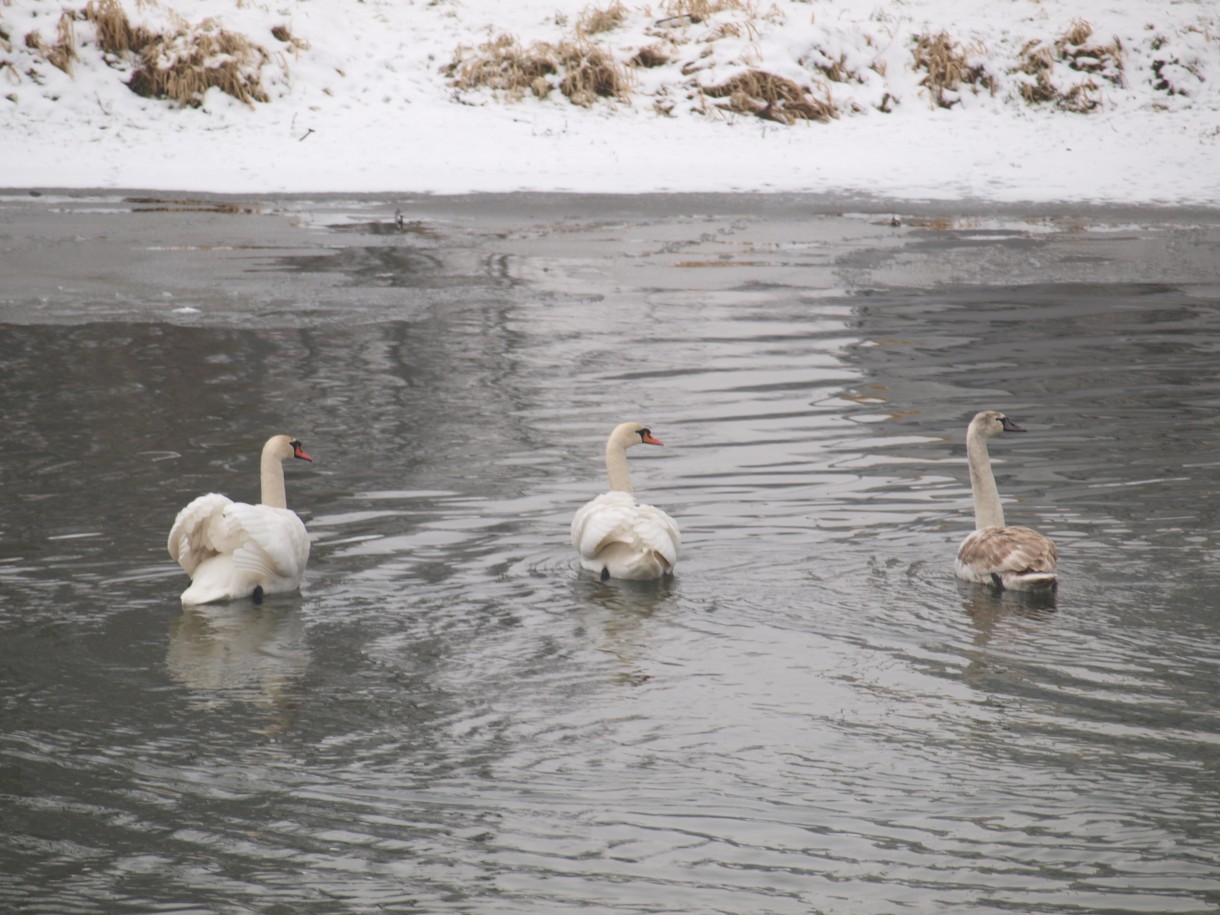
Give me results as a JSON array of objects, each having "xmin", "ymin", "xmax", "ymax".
[{"xmin": 2, "ymin": 192, "xmax": 1219, "ymax": 913}]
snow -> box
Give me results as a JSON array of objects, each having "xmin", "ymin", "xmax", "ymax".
[{"xmin": 1, "ymin": 0, "xmax": 1218, "ymax": 205}]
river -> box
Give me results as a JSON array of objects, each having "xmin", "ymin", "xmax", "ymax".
[{"xmin": 1, "ymin": 191, "xmax": 1218, "ymax": 913}]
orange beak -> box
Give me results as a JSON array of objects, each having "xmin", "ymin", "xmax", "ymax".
[
  {"xmin": 641, "ymin": 433, "xmax": 663, "ymax": 446},
  {"xmin": 293, "ymin": 443, "xmax": 313, "ymax": 462}
]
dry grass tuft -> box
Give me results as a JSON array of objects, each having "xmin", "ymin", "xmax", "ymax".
[
  {"xmin": 1151, "ymin": 55, "xmax": 1202, "ymax": 96},
  {"xmin": 630, "ymin": 43, "xmax": 671, "ymax": 68},
  {"xmin": 79, "ymin": 0, "xmax": 271, "ymax": 107},
  {"xmin": 447, "ymin": 34, "xmax": 559, "ymax": 101},
  {"xmin": 1056, "ymin": 81, "xmax": 1099, "ymax": 112},
  {"xmin": 1015, "ymin": 20, "xmax": 1122, "ymax": 113},
  {"xmin": 703, "ymin": 68, "xmax": 835, "ymax": 123},
  {"xmin": 447, "ymin": 33, "xmax": 630, "ymax": 107},
  {"xmin": 128, "ymin": 19, "xmax": 270, "ymax": 106},
  {"xmin": 810, "ymin": 51, "xmax": 850, "ymax": 83},
  {"xmin": 577, "ymin": 2, "xmax": 628, "ymax": 36},
  {"xmin": 1056, "ymin": 19, "xmax": 1123, "ymax": 80},
  {"xmin": 271, "ymin": 23, "xmax": 309, "ymax": 53},
  {"xmin": 556, "ymin": 39, "xmax": 631, "ymax": 106},
  {"xmin": 25, "ymin": 10, "xmax": 79, "ymax": 74},
  {"xmin": 911, "ymin": 31, "xmax": 993, "ymax": 108},
  {"xmin": 86, "ymin": 0, "xmax": 155, "ymax": 56},
  {"xmin": 1060, "ymin": 19, "xmax": 1094, "ymax": 48},
  {"xmin": 1015, "ymin": 41, "xmax": 1058, "ymax": 104},
  {"xmin": 659, "ymin": 0, "xmax": 752, "ymax": 24}
]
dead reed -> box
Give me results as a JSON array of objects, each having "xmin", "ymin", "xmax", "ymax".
[
  {"xmin": 658, "ymin": 0, "xmax": 753, "ymax": 26},
  {"xmin": 25, "ymin": 10, "xmax": 78, "ymax": 74},
  {"xmin": 577, "ymin": 2, "xmax": 628, "ymax": 36},
  {"xmin": 557, "ymin": 39, "xmax": 631, "ymax": 106},
  {"xmin": 446, "ymin": 34, "xmax": 559, "ymax": 101},
  {"xmin": 126, "ymin": 18, "xmax": 270, "ymax": 107},
  {"xmin": 911, "ymin": 31, "xmax": 993, "ymax": 108},
  {"xmin": 630, "ymin": 43, "xmax": 671, "ymax": 68},
  {"xmin": 1015, "ymin": 19, "xmax": 1122, "ymax": 113},
  {"xmin": 86, "ymin": 0, "xmax": 155, "ymax": 56},
  {"xmin": 447, "ymin": 33, "xmax": 630, "ymax": 107},
  {"xmin": 47, "ymin": 0, "xmax": 274, "ymax": 107},
  {"xmin": 704, "ymin": 69, "xmax": 835, "ymax": 123}
]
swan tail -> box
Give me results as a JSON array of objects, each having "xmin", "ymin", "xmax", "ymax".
[
  {"xmin": 179, "ymin": 554, "xmax": 244, "ymax": 605},
  {"xmin": 998, "ymin": 570, "xmax": 1058, "ymax": 591},
  {"xmin": 591, "ymin": 542, "xmax": 675, "ymax": 581},
  {"xmin": 572, "ymin": 492, "xmax": 680, "ymax": 581}
]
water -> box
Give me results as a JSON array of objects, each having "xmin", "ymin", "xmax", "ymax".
[{"xmin": 2, "ymin": 192, "xmax": 1219, "ymax": 913}]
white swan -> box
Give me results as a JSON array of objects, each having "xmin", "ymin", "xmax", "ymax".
[
  {"xmin": 955, "ymin": 411, "xmax": 1058, "ymax": 591},
  {"xmin": 168, "ymin": 435, "xmax": 313, "ymax": 605},
  {"xmin": 571, "ymin": 422, "xmax": 681, "ymax": 581}
]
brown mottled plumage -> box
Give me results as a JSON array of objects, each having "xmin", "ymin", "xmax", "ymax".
[{"xmin": 954, "ymin": 411, "xmax": 1057, "ymax": 591}]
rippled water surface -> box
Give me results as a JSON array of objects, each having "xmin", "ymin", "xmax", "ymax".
[{"xmin": 2, "ymin": 193, "xmax": 1219, "ymax": 913}]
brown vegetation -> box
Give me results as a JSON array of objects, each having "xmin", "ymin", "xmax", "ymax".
[
  {"xmin": 658, "ymin": 0, "xmax": 754, "ymax": 26},
  {"xmin": 21, "ymin": 0, "xmax": 275, "ymax": 107},
  {"xmin": 630, "ymin": 44, "xmax": 671, "ymax": 68},
  {"xmin": 124, "ymin": 18, "xmax": 270, "ymax": 107},
  {"xmin": 447, "ymin": 34, "xmax": 557, "ymax": 101},
  {"xmin": 86, "ymin": 0, "xmax": 155, "ymax": 56},
  {"xmin": 1015, "ymin": 19, "xmax": 1123, "ymax": 113},
  {"xmin": 704, "ymin": 69, "xmax": 835, "ymax": 123},
  {"xmin": 557, "ymin": 40, "xmax": 631, "ymax": 106},
  {"xmin": 270, "ymin": 23, "xmax": 309, "ymax": 53},
  {"xmin": 577, "ymin": 2, "xmax": 628, "ymax": 36},
  {"xmin": 24, "ymin": 10, "xmax": 78, "ymax": 74},
  {"xmin": 446, "ymin": 33, "xmax": 630, "ymax": 107},
  {"xmin": 124, "ymin": 196, "xmax": 259, "ymax": 214},
  {"xmin": 911, "ymin": 31, "xmax": 993, "ymax": 108}
]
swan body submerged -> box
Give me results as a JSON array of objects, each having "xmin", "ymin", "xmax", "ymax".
[
  {"xmin": 955, "ymin": 411, "xmax": 1057, "ymax": 591},
  {"xmin": 572, "ymin": 422, "xmax": 680, "ymax": 581},
  {"xmin": 168, "ymin": 435, "xmax": 313, "ymax": 605}
]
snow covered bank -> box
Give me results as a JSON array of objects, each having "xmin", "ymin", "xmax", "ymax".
[{"xmin": 1, "ymin": 0, "xmax": 1217, "ymax": 204}]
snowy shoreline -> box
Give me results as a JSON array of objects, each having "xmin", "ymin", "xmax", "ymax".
[
  {"xmin": 7, "ymin": 188, "xmax": 1220, "ymax": 223},
  {"xmin": 2, "ymin": 0, "xmax": 1218, "ymax": 205}
]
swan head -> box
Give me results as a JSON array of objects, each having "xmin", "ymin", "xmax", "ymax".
[
  {"xmin": 610, "ymin": 422, "xmax": 664, "ymax": 449},
  {"xmin": 969, "ymin": 411, "xmax": 1025, "ymax": 439},
  {"xmin": 265, "ymin": 434, "xmax": 313, "ymax": 463}
]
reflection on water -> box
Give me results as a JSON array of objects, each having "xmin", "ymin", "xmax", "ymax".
[
  {"xmin": 572, "ymin": 576, "xmax": 675, "ymax": 686},
  {"xmin": 167, "ymin": 602, "xmax": 311, "ymax": 721},
  {"xmin": 1, "ymin": 196, "xmax": 1219, "ymax": 914}
]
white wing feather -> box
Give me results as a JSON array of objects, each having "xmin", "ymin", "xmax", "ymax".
[
  {"xmin": 572, "ymin": 491, "xmax": 680, "ymax": 579},
  {"xmin": 168, "ymin": 493, "xmax": 309, "ymax": 603},
  {"xmin": 224, "ymin": 502, "xmax": 311, "ymax": 582},
  {"xmin": 167, "ymin": 493, "xmax": 235, "ymax": 577}
]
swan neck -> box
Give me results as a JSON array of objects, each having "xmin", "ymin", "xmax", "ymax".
[
  {"xmin": 967, "ymin": 427, "xmax": 1005, "ymax": 529},
  {"xmin": 605, "ymin": 439, "xmax": 633, "ymax": 494},
  {"xmin": 261, "ymin": 448, "xmax": 289, "ymax": 509}
]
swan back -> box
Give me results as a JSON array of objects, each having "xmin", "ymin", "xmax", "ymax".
[
  {"xmin": 956, "ymin": 526, "xmax": 1057, "ymax": 591},
  {"xmin": 572, "ymin": 491, "xmax": 681, "ymax": 580},
  {"xmin": 168, "ymin": 434, "xmax": 312, "ymax": 604},
  {"xmin": 573, "ymin": 421, "xmax": 679, "ymax": 580}
]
